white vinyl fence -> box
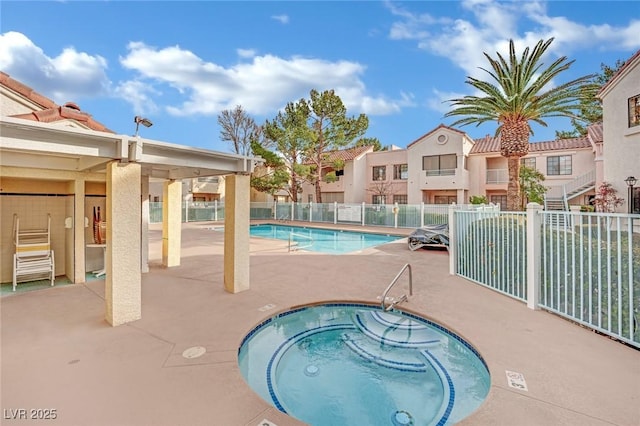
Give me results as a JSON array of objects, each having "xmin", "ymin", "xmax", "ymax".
[
  {"xmin": 150, "ymin": 201, "xmax": 465, "ymax": 229},
  {"xmin": 451, "ymin": 204, "xmax": 640, "ymax": 348}
]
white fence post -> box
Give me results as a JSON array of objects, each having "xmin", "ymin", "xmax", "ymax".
[
  {"xmin": 526, "ymin": 202, "xmax": 543, "ymax": 310},
  {"xmin": 214, "ymin": 200, "xmax": 218, "ymax": 221},
  {"xmin": 361, "ymin": 202, "xmax": 366, "ymax": 226},
  {"xmin": 334, "ymin": 202, "xmax": 338, "ymax": 225},
  {"xmin": 420, "ymin": 202, "xmax": 425, "ymax": 228},
  {"xmin": 309, "ymin": 201, "xmax": 313, "ymax": 222},
  {"xmin": 394, "ymin": 202, "xmax": 399, "ymax": 228},
  {"xmin": 273, "ymin": 200, "xmax": 277, "ymax": 220},
  {"xmin": 185, "ymin": 200, "xmax": 189, "ymax": 223},
  {"xmin": 448, "ymin": 204, "xmax": 457, "ymax": 275},
  {"xmin": 291, "ymin": 202, "xmax": 295, "ymax": 221}
]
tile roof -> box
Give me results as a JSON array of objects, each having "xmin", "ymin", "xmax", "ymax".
[
  {"xmin": 1, "ymin": 72, "xmax": 113, "ymax": 133},
  {"xmin": 317, "ymin": 145, "xmax": 373, "ymax": 164},
  {"xmin": 0, "ymin": 71, "xmax": 56, "ymax": 110},
  {"xmin": 470, "ymin": 134, "xmax": 593, "ymax": 154},
  {"xmin": 587, "ymin": 123, "xmax": 603, "ymax": 144}
]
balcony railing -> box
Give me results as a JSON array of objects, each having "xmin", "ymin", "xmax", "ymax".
[
  {"xmin": 486, "ymin": 169, "xmax": 508, "ymax": 184},
  {"xmin": 425, "ymin": 169, "xmax": 455, "ymax": 177}
]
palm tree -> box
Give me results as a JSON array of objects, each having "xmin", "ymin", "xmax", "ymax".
[{"xmin": 445, "ymin": 38, "xmax": 597, "ymax": 211}]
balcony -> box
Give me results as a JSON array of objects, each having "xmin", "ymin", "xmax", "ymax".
[
  {"xmin": 425, "ymin": 169, "xmax": 455, "ymax": 177},
  {"xmin": 421, "ymin": 169, "xmax": 469, "ymax": 190}
]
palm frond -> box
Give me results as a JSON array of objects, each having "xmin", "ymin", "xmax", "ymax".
[{"xmin": 446, "ymin": 37, "xmax": 594, "ymax": 133}]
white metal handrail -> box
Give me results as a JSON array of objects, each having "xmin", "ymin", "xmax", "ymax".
[
  {"xmin": 288, "ymin": 232, "xmax": 313, "ymax": 252},
  {"xmin": 380, "ymin": 263, "xmax": 413, "ymax": 311}
]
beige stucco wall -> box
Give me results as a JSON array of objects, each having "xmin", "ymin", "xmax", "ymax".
[
  {"xmin": 224, "ymin": 174, "xmax": 250, "ymax": 293},
  {"xmin": 0, "ymin": 170, "xmax": 107, "ymax": 285},
  {"xmin": 600, "ymin": 58, "xmax": 640, "ymax": 212},
  {"xmin": 0, "ymin": 194, "xmax": 67, "ymax": 283},
  {"xmin": 364, "ymin": 149, "xmax": 408, "ymax": 203},
  {"xmin": 0, "ymin": 87, "xmax": 42, "ymax": 117},
  {"xmin": 407, "ymin": 129, "xmax": 469, "ymax": 204},
  {"xmin": 105, "ymin": 161, "xmax": 142, "ymax": 326}
]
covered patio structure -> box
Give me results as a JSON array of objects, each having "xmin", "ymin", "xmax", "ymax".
[{"xmin": 0, "ymin": 116, "xmax": 260, "ymax": 325}]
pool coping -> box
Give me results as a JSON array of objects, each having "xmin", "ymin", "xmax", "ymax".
[{"xmin": 1, "ymin": 221, "xmax": 638, "ymax": 426}]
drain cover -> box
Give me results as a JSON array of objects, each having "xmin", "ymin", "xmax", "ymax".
[
  {"xmin": 392, "ymin": 410, "xmax": 414, "ymax": 425},
  {"xmin": 304, "ymin": 364, "xmax": 319, "ymax": 377},
  {"xmin": 182, "ymin": 346, "xmax": 206, "ymax": 359}
]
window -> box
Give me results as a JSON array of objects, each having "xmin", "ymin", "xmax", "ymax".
[
  {"xmin": 393, "ymin": 164, "xmax": 408, "ymax": 180},
  {"xmin": 372, "ymin": 195, "xmax": 386, "ymax": 204},
  {"xmin": 434, "ymin": 195, "xmax": 456, "ymax": 204},
  {"xmin": 629, "ymin": 94, "xmax": 640, "ymax": 128},
  {"xmin": 423, "ymin": 154, "xmax": 456, "ymax": 176},
  {"xmin": 372, "ymin": 166, "xmax": 386, "ymax": 181},
  {"xmin": 490, "ymin": 195, "xmax": 507, "ymax": 207},
  {"xmin": 547, "ymin": 155, "xmax": 572, "ymax": 175},
  {"xmin": 393, "ymin": 195, "xmax": 408, "ymax": 204},
  {"xmin": 321, "ymin": 192, "xmax": 344, "ymax": 203},
  {"xmin": 520, "ymin": 157, "xmax": 536, "ymax": 169}
]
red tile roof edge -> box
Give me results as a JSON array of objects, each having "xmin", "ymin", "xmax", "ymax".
[{"xmin": 1, "ymin": 72, "xmax": 114, "ymax": 133}]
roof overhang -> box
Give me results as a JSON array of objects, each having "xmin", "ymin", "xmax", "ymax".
[{"xmin": 0, "ymin": 116, "xmax": 260, "ymax": 180}]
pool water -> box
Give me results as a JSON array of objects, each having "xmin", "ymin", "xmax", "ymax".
[
  {"xmin": 249, "ymin": 224, "xmax": 402, "ymax": 254},
  {"xmin": 238, "ymin": 303, "xmax": 491, "ymax": 426}
]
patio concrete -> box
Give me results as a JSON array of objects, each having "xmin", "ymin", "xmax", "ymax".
[{"xmin": 1, "ymin": 221, "xmax": 638, "ymax": 426}]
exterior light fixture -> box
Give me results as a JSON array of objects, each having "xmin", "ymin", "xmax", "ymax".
[
  {"xmin": 625, "ymin": 176, "xmax": 636, "ymax": 214},
  {"xmin": 134, "ymin": 116, "xmax": 153, "ymax": 136}
]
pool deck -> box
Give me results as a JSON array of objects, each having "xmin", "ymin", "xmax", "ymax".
[{"xmin": 1, "ymin": 220, "xmax": 638, "ymax": 426}]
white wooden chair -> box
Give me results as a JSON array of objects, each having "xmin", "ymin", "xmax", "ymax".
[{"xmin": 12, "ymin": 214, "xmax": 55, "ymax": 291}]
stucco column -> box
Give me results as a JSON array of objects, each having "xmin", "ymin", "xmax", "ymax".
[
  {"xmin": 224, "ymin": 173, "xmax": 250, "ymax": 293},
  {"xmin": 162, "ymin": 179, "xmax": 182, "ymax": 267},
  {"xmin": 141, "ymin": 174, "xmax": 150, "ymax": 273},
  {"xmin": 105, "ymin": 161, "xmax": 141, "ymax": 326},
  {"xmin": 73, "ymin": 178, "xmax": 86, "ymax": 283}
]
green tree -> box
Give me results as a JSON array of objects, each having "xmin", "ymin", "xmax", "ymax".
[
  {"xmin": 303, "ymin": 89, "xmax": 369, "ymax": 203},
  {"xmin": 555, "ymin": 59, "xmax": 625, "ymax": 139},
  {"xmin": 217, "ymin": 105, "xmax": 260, "ymax": 155},
  {"xmin": 355, "ymin": 137, "xmax": 383, "ymax": 151},
  {"xmin": 519, "ymin": 165, "xmax": 547, "ymax": 210},
  {"xmin": 249, "ymin": 140, "xmax": 290, "ymax": 197},
  {"xmin": 263, "ymin": 101, "xmax": 312, "ymax": 202},
  {"xmin": 445, "ymin": 38, "xmax": 596, "ymax": 211},
  {"xmin": 469, "ymin": 195, "xmax": 488, "ymax": 204}
]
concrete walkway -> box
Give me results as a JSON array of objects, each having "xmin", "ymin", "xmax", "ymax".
[{"xmin": 1, "ymin": 222, "xmax": 638, "ymax": 425}]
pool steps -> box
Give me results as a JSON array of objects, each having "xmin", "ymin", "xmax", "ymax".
[{"xmin": 353, "ymin": 311, "xmax": 443, "ymax": 348}]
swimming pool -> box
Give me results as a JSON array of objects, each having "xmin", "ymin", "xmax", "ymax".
[
  {"xmin": 249, "ymin": 224, "xmax": 402, "ymax": 254},
  {"xmin": 238, "ymin": 303, "xmax": 491, "ymax": 426}
]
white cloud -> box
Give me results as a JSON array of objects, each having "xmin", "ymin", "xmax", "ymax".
[
  {"xmin": 0, "ymin": 31, "xmax": 110, "ymax": 104},
  {"xmin": 113, "ymin": 80, "xmax": 159, "ymax": 115},
  {"xmin": 427, "ymin": 89, "xmax": 466, "ymax": 115},
  {"xmin": 119, "ymin": 41, "xmax": 405, "ymax": 117},
  {"xmin": 388, "ymin": 0, "xmax": 640, "ymax": 78},
  {"xmin": 237, "ymin": 48, "xmax": 257, "ymax": 59},
  {"xmin": 271, "ymin": 14, "xmax": 289, "ymax": 24}
]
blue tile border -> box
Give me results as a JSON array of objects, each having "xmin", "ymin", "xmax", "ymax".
[{"xmin": 238, "ymin": 301, "xmax": 490, "ymax": 423}]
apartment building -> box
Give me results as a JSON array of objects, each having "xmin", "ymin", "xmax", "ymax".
[{"xmin": 299, "ymin": 124, "xmax": 598, "ymax": 210}]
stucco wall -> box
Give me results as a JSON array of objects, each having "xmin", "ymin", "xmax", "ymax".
[
  {"xmin": 407, "ymin": 129, "xmax": 467, "ymax": 204},
  {"xmin": 601, "ymin": 59, "xmax": 640, "ymax": 212}
]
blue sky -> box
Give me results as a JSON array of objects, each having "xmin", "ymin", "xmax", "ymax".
[{"xmin": 1, "ymin": 1, "xmax": 639, "ymax": 154}]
